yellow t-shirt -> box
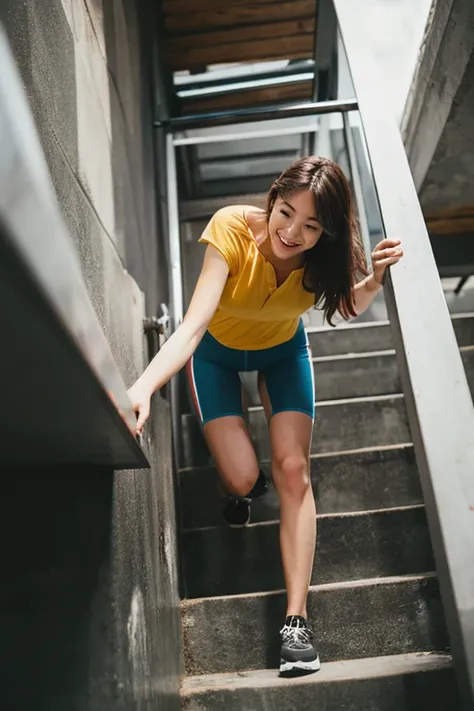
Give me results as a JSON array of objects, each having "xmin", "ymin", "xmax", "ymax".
[{"xmin": 199, "ymin": 205, "xmax": 314, "ymax": 350}]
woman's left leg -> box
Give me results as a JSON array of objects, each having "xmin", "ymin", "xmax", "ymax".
[
  {"xmin": 258, "ymin": 327, "xmax": 319, "ymax": 675},
  {"xmin": 258, "ymin": 377, "xmax": 316, "ymax": 618},
  {"xmin": 268, "ymin": 410, "xmax": 316, "ymax": 618}
]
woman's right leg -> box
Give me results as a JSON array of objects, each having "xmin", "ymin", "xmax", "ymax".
[
  {"xmin": 187, "ymin": 350, "xmax": 261, "ymax": 498},
  {"xmin": 202, "ymin": 416, "xmax": 260, "ymax": 497}
]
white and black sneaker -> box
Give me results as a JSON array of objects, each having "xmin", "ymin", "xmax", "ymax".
[
  {"xmin": 222, "ymin": 469, "xmax": 268, "ymax": 527},
  {"xmin": 279, "ymin": 615, "xmax": 320, "ymax": 677}
]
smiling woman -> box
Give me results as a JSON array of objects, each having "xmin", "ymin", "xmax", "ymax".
[{"xmin": 127, "ymin": 155, "xmax": 404, "ymax": 679}]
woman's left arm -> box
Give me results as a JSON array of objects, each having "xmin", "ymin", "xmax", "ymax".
[{"xmin": 352, "ymin": 238, "xmax": 404, "ymax": 315}]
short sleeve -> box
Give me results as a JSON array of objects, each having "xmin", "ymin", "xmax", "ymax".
[{"xmin": 198, "ymin": 207, "xmax": 243, "ymax": 275}]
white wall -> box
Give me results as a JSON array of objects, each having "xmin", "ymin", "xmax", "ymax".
[{"xmin": 337, "ymin": 0, "xmax": 434, "ymax": 122}]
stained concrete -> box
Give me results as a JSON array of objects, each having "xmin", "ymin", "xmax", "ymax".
[
  {"xmin": 181, "ymin": 394, "xmax": 410, "ymax": 467},
  {"xmin": 182, "ymin": 574, "xmax": 448, "ymax": 675},
  {"xmin": 182, "ymin": 654, "xmax": 460, "ymax": 711},
  {"xmin": 182, "ymin": 505, "xmax": 434, "ymax": 598},
  {"xmin": 179, "ymin": 444, "xmax": 421, "ymax": 531},
  {"xmin": 0, "ymin": 0, "xmax": 181, "ymax": 708},
  {"xmin": 419, "ymin": 48, "xmax": 474, "ymax": 211},
  {"xmin": 402, "ymin": 0, "xmax": 474, "ymax": 212},
  {"xmin": 306, "ymin": 313, "xmax": 474, "ymax": 356},
  {"xmin": 0, "ymin": 398, "xmax": 180, "ymax": 711}
]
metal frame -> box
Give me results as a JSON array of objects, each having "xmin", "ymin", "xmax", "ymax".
[
  {"xmin": 173, "ymin": 123, "xmax": 323, "ymax": 147},
  {"xmin": 155, "ymin": 98, "xmax": 358, "ymax": 131},
  {"xmin": 165, "ymin": 133, "xmax": 186, "ymax": 469},
  {"xmin": 333, "ymin": 1, "xmax": 474, "ymax": 708},
  {"xmin": 174, "ymin": 60, "xmax": 315, "ymax": 94},
  {"xmin": 342, "ymin": 112, "xmax": 372, "ymax": 264},
  {"xmin": 177, "ymin": 71, "xmax": 314, "ymax": 101}
]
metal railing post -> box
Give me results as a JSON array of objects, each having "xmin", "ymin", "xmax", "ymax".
[
  {"xmin": 333, "ymin": 1, "xmax": 474, "ymax": 707},
  {"xmin": 342, "ymin": 112, "xmax": 372, "ymax": 265},
  {"xmin": 165, "ymin": 132, "xmax": 184, "ymax": 469}
]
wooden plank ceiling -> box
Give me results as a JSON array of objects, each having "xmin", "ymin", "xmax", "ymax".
[
  {"xmin": 424, "ymin": 205, "xmax": 474, "ymax": 235},
  {"xmin": 162, "ymin": 0, "xmax": 317, "ymax": 113}
]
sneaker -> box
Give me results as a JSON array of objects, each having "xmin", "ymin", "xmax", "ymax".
[
  {"xmin": 222, "ymin": 469, "xmax": 268, "ymax": 527},
  {"xmin": 222, "ymin": 497, "xmax": 251, "ymax": 527},
  {"xmin": 279, "ymin": 615, "xmax": 320, "ymax": 676}
]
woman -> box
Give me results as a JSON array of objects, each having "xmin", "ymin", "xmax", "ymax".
[{"xmin": 128, "ymin": 156, "xmax": 403, "ymax": 677}]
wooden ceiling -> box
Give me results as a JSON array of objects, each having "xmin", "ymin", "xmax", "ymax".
[
  {"xmin": 424, "ymin": 205, "xmax": 474, "ymax": 235},
  {"xmin": 162, "ymin": 0, "xmax": 318, "ymax": 113}
]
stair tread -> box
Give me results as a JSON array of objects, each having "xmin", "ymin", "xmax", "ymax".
[
  {"xmin": 183, "ymin": 502, "xmax": 426, "ymax": 533},
  {"xmin": 182, "ymin": 652, "xmax": 453, "ymax": 694},
  {"xmin": 178, "ymin": 442, "xmax": 415, "ymax": 474},
  {"xmin": 304, "ymin": 311, "xmax": 474, "ymax": 335},
  {"xmin": 311, "ymin": 343, "xmax": 474, "ymax": 362},
  {"xmin": 248, "ymin": 392, "xmax": 405, "ymax": 411},
  {"xmin": 182, "ymin": 571, "xmax": 437, "ymax": 606}
]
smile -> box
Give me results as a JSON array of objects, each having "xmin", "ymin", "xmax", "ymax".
[{"xmin": 278, "ymin": 233, "xmax": 300, "ymax": 248}]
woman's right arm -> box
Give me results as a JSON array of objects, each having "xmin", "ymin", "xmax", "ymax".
[{"xmin": 128, "ymin": 244, "xmax": 229, "ymax": 431}]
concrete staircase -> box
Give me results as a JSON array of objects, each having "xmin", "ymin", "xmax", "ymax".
[{"xmin": 177, "ymin": 313, "xmax": 474, "ymax": 710}]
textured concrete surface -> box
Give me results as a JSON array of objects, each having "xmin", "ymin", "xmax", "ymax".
[
  {"xmin": 0, "ymin": 0, "xmax": 167, "ymax": 316},
  {"xmin": 402, "ymin": 0, "xmax": 474, "ymax": 199},
  {"xmin": 310, "ymin": 347, "xmax": 474, "ymax": 403},
  {"xmin": 182, "ymin": 574, "xmax": 447, "ymax": 675},
  {"xmin": 181, "ymin": 394, "xmax": 410, "ymax": 468},
  {"xmin": 0, "ymin": 397, "xmax": 181, "ymax": 711},
  {"xmin": 182, "ymin": 653, "xmax": 460, "ymax": 711},
  {"xmin": 182, "ymin": 505, "xmax": 434, "ymax": 598},
  {"xmin": 307, "ymin": 312, "xmax": 474, "ymax": 355},
  {"xmin": 178, "ymin": 444, "xmax": 421, "ymax": 530},
  {"xmin": 0, "ymin": 1, "xmax": 181, "ymax": 709},
  {"xmin": 419, "ymin": 49, "xmax": 474, "ymax": 211}
]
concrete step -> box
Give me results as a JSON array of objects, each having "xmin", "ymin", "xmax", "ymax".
[
  {"xmin": 307, "ymin": 311, "xmax": 474, "ymax": 356},
  {"xmin": 181, "ymin": 653, "xmax": 460, "ymax": 711},
  {"xmin": 181, "ymin": 394, "xmax": 410, "ymax": 468},
  {"xmin": 182, "ymin": 505, "xmax": 434, "ymax": 598},
  {"xmin": 181, "ymin": 574, "xmax": 447, "ymax": 676},
  {"xmin": 310, "ymin": 345, "xmax": 474, "ymax": 401},
  {"xmin": 179, "ymin": 444, "xmax": 421, "ymax": 530}
]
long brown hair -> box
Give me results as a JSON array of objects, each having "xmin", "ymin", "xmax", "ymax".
[{"xmin": 267, "ymin": 156, "xmax": 368, "ymax": 325}]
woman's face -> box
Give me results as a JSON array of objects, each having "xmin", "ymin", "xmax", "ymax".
[{"xmin": 268, "ymin": 189, "xmax": 324, "ymax": 261}]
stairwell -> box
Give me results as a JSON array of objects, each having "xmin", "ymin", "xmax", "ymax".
[{"xmin": 176, "ymin": 313, "xmax": 474, "ymax": 710}]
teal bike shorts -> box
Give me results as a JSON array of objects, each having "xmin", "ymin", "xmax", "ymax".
[{"xmin": 186, "ymin": 319, "xmax": 315, "ymax": 425}]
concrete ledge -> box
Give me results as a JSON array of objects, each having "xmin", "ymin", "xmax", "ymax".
[
  {"xmin": 182, "ymin": 505, "xmax": 434, "ymax": 598},
  {"xmin": 178, "ymin": 444, "xmax": 421, "ymax": 529},
  {"xmin": 182, "ymin": 653, "xmax": 460, "ymax": 711},
  {"xmin": 181, "ymin": 574, "xmax": 448, "ymax": 675},
  {"xmin": 181, "ymin": 395, "xmax": 411, "ymax": 468},
  {"xmin": 306, "ymin": 313, "xmax": 474, "ymax": 356}
]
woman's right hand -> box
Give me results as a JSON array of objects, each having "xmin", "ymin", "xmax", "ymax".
[{"xmin": 127, "ymin": 382, "xmax": 151, "ymax": 434}]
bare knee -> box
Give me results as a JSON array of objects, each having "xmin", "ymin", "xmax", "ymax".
[
  {"xmin": 272, "ymin": 454, "xmax": 310, "ymax": 500},
  {"xmin": 226, "ymin": 473, "xmax": 259, "ymax": 498}
]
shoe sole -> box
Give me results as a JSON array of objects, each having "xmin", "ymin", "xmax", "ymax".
[
  {"xmin": 279, "ymin": 657, "xmax": 321, "ymax": 677},
  {"xmin": 224, "ymin": 499, "xmax": 251, "ymax": 528},
  {"xmin": 228, "ymin": 512, "xmax": 251, "ymax": 528}
]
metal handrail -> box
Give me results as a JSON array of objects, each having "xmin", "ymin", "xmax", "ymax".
[
  {"xmin": 155, "ymin": 98, "xmax": 358, "ymax": 131},
  {"xmin": 333, "ymin": 1, "xmax": 474, "ymax": 708}
]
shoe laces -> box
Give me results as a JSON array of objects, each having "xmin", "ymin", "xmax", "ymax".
[{"xmin": 280, "ymin": 617, "xmax": 313, "ymax": 649}]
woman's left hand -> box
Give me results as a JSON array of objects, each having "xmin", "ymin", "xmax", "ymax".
[{"xmin": 372, "ymin": 238, "xmax": 404, "ymax": 285}]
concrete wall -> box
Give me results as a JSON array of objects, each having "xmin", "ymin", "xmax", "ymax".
[
  {"xmin": 418, "ymin": 47, "xmax": 474, "ymax": 212},
  {"xmin": 0, "ymin": 1, "xmax": 181, "ymax": 709}
]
